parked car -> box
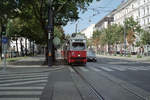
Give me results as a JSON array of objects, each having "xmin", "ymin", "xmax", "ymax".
[{"xmin": 87, "ymin": 51, "xmax": 97, "ymax": 62}]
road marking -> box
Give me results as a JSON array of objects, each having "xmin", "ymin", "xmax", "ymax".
[
  {"xmin": 0, "ymin": 74, "xmax": 48, "ymax": 80},
  {"xmin": 89, "ymin": 67, "xmax": 102, "ymax": 72},
  {"xmin": 0, "ymin": 86, "xmax": 44, "ymax": 90},
  {"xmin": 110, "ymin": 66, "xmax": 126, "ymax": 71},
  {"xmin": 0, "ymin": 72, "xmax": 49, "ymax": 77},
  {"xmin": 0, "ymin": 79, "xmax": 47, "ymax": 87},
  {"xmin": 128, "ymin": 66, "xmax": 150, "ymax": 71},
  {"xmin": 68, "ymin": 67, "xmax": 75, "ymax": 73},
  {"xmin": 0, "ymin": 98, "xmax": 39, "ymax": 100},
  {"xmin": 100, "ymin": 67, "xmax": 114, "ymax": 71},
  {"xmin": 127, "ymin": 67, "xmax": 140, "ymax": 71},
  {"xmin": 0, "ymin": 91, "xmax": 42, "ymax": 95},
  {"xmin": 79, "ymin": 67, "xmax": 89, "ymax": 72},
  {"xmin": 0, "ymin": 77, "xmax": 48, "ymax": 84}
]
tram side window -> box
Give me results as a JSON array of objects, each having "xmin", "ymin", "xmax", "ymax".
[{"xmin": 72, "ymin": 42, "xmax": 85, "ymax": 50}]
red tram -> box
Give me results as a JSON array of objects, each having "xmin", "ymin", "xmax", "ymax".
[{"xmin": 63, "ymin": 34, "xmax": 87, "ymax": 65}]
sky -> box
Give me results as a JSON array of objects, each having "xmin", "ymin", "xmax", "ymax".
[{"xmin": 63, "ymin": 0, "xmax": 124, "ymax": 34}]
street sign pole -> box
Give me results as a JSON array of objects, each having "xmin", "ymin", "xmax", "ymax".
[
  {"xmin": 3, "ymin": 43, "xmax": 7, "ymax": 71},
  {"xmin": 2, "ymin": 37, "xmax": 8, "ymax": 71}
]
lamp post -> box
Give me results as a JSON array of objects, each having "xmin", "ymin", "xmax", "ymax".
[
  {"xmin": 75, "ymin": 21, "xmax": 79, "ymax": 33},
  {"xmin": 47, "ymin": 0, "xmax": 54, "ymax": 66}
]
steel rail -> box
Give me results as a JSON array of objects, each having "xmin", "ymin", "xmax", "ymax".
[{"xmin": 72, "ymin": 67, "xmax": 105, "ymax": 100}]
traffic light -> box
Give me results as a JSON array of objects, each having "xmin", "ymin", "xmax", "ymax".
[{"xmin": 1, "ymin": 26, "xmax": 6, "ymax": 35}]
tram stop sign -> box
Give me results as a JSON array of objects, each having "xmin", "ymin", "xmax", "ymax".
[
  {"xmin": 53, "ymin": 37, "xmax": 60, "ymax": 47},
  {"xmin": 2, "ymin": 37, "xmax": 8, "ymax": 44}
]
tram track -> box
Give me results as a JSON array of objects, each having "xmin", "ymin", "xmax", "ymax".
[
  {"xmin": 86, "ymin": 63, "xmax": 148, "ymax": 100},
  {"xmin": 71, "ymin": 67, "xmax": 105, "ymax": 100}
]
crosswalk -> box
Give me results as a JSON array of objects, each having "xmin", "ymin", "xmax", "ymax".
[
  {"xmin": 0, "ymin": 71, "xmax": 49, "ymax": 100},
  {"xmin": 77, "ymin": 65, "xmax": 150, "ymax": 72}
]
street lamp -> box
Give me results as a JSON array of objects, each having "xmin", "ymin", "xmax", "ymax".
[
  {"xmin": 75, "ymin": 21, "xmax": 79, "ymax": 33},
  {"xmin": 47, "ymin": 0, "xmax": 54, "ymax": 66}
]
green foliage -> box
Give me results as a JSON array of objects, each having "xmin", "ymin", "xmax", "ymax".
[
  {"xmin": 124, "ymin": 17, "xmax": 142, "ymax": 46},
  {"xmin": 124, "ymin": 17, "xmax": 141, "ymax": 33},
  {"xmin": 2, "ymin": 0, "xmax": 99, "ymax": 46},
  {"xmin": 137, "ymin": 54, "xmax": 142, "ymax": 58},
  {"xmin": 141, "ymin": 30, "xmax": 150, "ymax": 45},
  {"xmin": 54, "ymin": 26, "xmax": 65, "ymax": 44},
  {"xmin": 92, "ymin": 24, "xmax": 124, "ymax": 46}
]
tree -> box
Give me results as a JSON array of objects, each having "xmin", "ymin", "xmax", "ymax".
[
  {"xmin": 141, "ymin": 30, "xmax": 150, "ymax": 45},
  {"xmin": 124, "ymin": 17, "xmax": 142, "ymax": 52},
  {"xmin": 0, "ymin": 0, "xmax": 19, "ymax": 58}
]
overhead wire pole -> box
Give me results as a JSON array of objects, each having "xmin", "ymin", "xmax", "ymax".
[{"xmin": 47, "ymin": 0, "xmax": 54, "ymax": 66}]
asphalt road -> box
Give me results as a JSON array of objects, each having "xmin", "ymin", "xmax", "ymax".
[{"xmin": 0, "ymin": 56, "xmax": 150, "ymax": 100}]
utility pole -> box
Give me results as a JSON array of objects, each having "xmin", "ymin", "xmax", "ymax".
[
  {"xmin": 75, "ymin": 22, "xmax": 78, "ymax": 33},
  {"xmin": 47, "ymin": 0, "xmax": 54, "ymax": 66}
]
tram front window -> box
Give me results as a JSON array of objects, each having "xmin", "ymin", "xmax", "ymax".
[{"xmin": 72, "ymin": 42, "xmax": 85, "ymax": 50}]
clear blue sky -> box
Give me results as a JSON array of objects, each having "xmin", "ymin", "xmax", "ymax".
[{"xmin": 63, "ymin": 0, "xmax": 124, "ymax": 34}]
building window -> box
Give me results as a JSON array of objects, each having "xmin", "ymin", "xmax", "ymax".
[
  {"xmin": 148, "ymin": 18, "xmax": 150, "ymax": 24},
  {"xmin": 144, "ymin": 19, "xmax": 146, "ymax": 25}
]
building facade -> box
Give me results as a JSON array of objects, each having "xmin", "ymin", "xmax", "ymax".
[
  {"xmin": 113, "ymin": 0, "xmax": 150, "ymax": 29},
  {"xmin": 94, "ymin": 0, "xmax": 150, "ymax": 54},
  {"xmin": 81, "ymin": 24, "xmax": 95, "ymax": 39}
]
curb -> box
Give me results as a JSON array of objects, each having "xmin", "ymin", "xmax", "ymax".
[{"xmin": 97, "ymin": 55, "xmax": 150, "ymax": 63}]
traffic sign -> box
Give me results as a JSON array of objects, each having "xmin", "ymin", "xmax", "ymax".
[
  {"xmin": 2, "ymin": 37, "xmax": 8, "ymax": 44},
  {"xmin": 53, "ymin": 37, "xmax": 60, "ymax": 46}
]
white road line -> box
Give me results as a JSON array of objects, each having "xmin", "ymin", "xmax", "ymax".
[
  {"xmin": 0, "ymin": 77, "xmax": 48, "ymax": 83},
  {"xmin": 0, "ymin": 80, "xmax": 47, "ymax": 87},
  {"xmin": 127, "ymin": 67, "xmax": 140, "ymax": 71},
  {"xmin": 110, "ymin": 66, "xmax": 126, "ymax": 71},
  {"xmin": 89, "ymin": 67, "xmax": 102, "ymax": 72},
  {"xmin": 79, "ymin": 67, "xmax": 89, "ymax": 72},
  {"xmin": 128, "ymin": 66, "xmax": 150, "ymax": 71},
  {"xmin": 0, "ymin": 74, "xmax": 48, "ymax": 80},
  {"xmin": 68, "ymin": 67, "xmax": 75, "ymax": 73},
  {"xmin": 0, "ymin": 73, "xmax": 49, "ymax": 77},
  {"xmin": 140, "ymin": 66, "xmax": 150, "ymax": 70},
  {"xmin": 101, "ymin": 67, "xmax": 114, "ymax": 71},
  {"xmin": 0, "ymin": 91, "xmax": 42, "ymax": 95},
  {"xmin": 0, "ymin": 98, "xmax": 39, "ymax": 100},
  {"xmin": 0, "ymin": 87, "xmax": 44, "ymax": 90}
]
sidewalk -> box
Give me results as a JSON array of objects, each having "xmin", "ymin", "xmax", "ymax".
[{"xmin": 97, "ymin": 54, "xmax": 150, "ymax": 63}]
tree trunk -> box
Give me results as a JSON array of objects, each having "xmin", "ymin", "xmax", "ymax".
[
  {"xmin": 16, "ymin": 38, "xmax": 19, "ymax": 56},
  {"xmin": 0, "ymin": 25, "xmax": 2, "ymax": 59},
  {"xmin": 20, "ymin": 38, "xmax": 24, "ymax": 56},
  {"xmin": 25, "ymin": 38, "xmax": 27, "ymax": 56},
  {"xmin": 32, "ymin": 41, "xmax": 34, "ymax": 56},
  {"xmin": 30, "ymin": 40, "xmax": 31, "ymax": 54}
]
